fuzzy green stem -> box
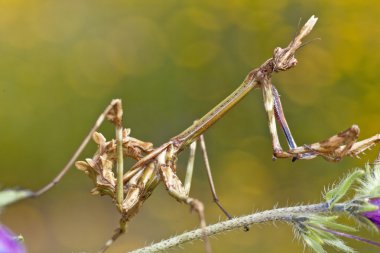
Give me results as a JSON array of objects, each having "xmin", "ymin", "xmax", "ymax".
[{"xmin": 128, "ymin": 202, "xmax": 345, "ymax": 253}]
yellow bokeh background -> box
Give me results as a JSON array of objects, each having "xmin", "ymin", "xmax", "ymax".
[{"xmin": 1, "ymin": 1, "xmax": 380, "ymax": 253}]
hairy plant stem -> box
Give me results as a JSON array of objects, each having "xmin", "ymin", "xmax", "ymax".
[{"xmin": 128, "ymin": 202, "xmax": 344, "ymax": 253}]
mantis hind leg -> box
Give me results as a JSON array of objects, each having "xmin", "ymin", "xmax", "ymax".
[
  {"xmin": 198, "ymin": 135, "xmax": 233, "ymax": 220},
  {"xmin": 157, "ymin": 148, "xmax": 212, "ymax": 253},
  {"xmin": 199, "ymin": 135, "xmax": 251, "ymax": 230}
]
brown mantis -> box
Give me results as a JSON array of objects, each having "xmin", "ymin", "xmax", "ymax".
[{"xmin": 24, "ymin": 15, "xmax": 380, "ymax": 252}]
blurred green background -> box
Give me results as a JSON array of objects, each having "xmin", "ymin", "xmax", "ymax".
[{"xmin": 1, "ymin": 1, "xmax": 380, "ymax": 252}]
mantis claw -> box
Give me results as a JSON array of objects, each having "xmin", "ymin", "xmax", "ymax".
[{"xmin": 273, "ymin": 148, "xmax": 293, "ymax": 159}]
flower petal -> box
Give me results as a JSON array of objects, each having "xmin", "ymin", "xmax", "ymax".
[{"xmin": 0, "ymin": 225, "xmax": 27, "ymax": 253}]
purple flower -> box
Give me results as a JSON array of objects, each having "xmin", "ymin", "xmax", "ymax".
[
  {"xmin": 362, "ymin": 198, "xmax": 380, "ymax": 229},
  {"xmin": 0, "ymin": 225, "xmax": 26, "ymax": 253}
]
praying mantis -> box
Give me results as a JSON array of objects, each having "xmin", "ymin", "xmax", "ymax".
[{"xmin": 26, "ymin": 15, "xmax": 380, "ymax": 253}]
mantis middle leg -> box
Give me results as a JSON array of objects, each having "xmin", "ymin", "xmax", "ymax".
[{"xmin": 183, "ymin": 135, "xmax": 233, "ymax": 220}]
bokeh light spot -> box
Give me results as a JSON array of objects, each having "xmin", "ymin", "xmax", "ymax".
[
  {"xmin": 107, "ymin": 16, "xmax": 166, "ymax": 76},
  {"xmin": 173, "ymin": 40, "xmax": 220, "ymax": 68}
]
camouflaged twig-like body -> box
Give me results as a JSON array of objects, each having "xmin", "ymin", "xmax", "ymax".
[{"xmin": 75, "ymin": 128, "xmax": 156, "ymax": 220}]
